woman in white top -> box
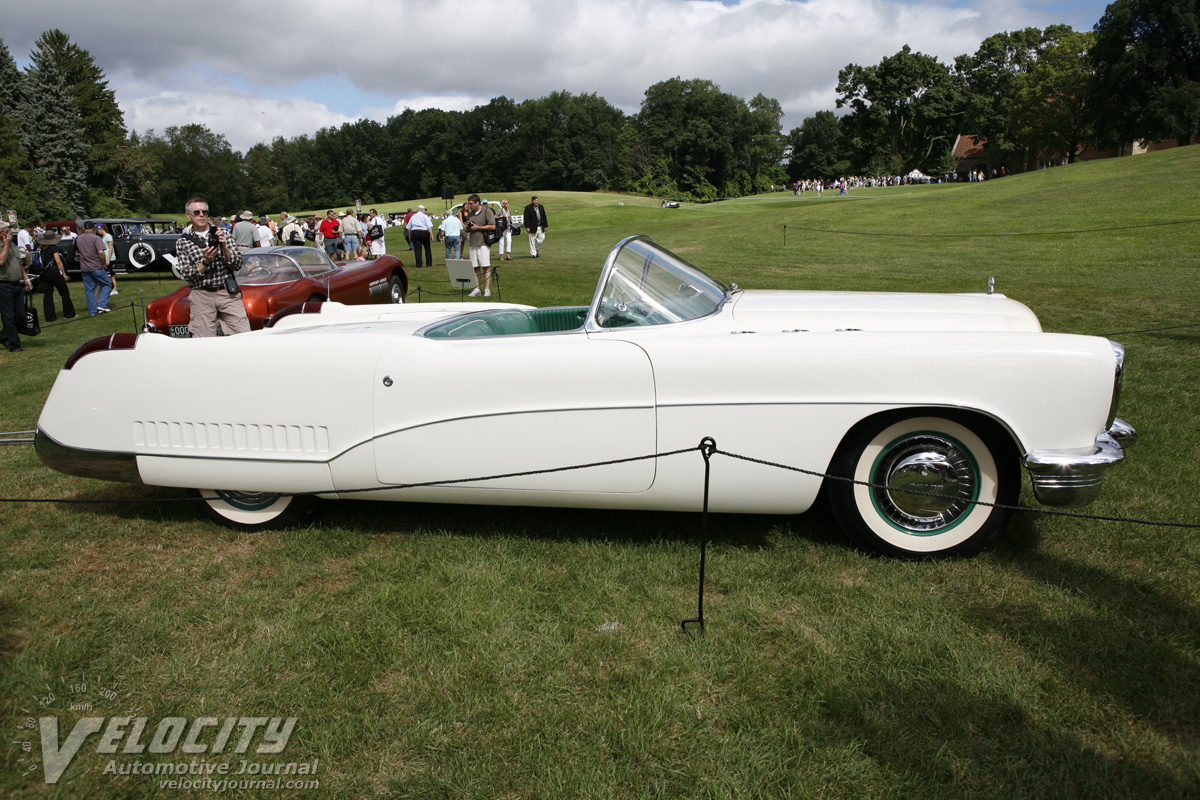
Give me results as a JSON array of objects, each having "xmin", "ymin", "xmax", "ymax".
[{"xmin": 497, "ymin": 200, "xmax": 514, "ymax": 261}]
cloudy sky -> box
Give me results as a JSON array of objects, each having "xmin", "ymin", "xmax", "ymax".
[{"xmin": 6, "ymin": 0, "xmax": 1111, "ymax": 153}]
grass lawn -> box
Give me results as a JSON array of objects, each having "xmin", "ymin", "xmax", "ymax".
[{"xmin": 1, "ymin": 147, "xmax": 1198, "ymax": 799}]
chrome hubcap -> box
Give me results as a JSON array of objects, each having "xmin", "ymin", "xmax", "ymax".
[
  {"xmin": 214, "ymin": 490, "xmax": 281, "ymax": 511},
  {"xmin": 871, "ymin": 434, "xmax": 977, "ymax": 532}
]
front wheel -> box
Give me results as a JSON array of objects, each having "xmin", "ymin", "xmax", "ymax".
[
  {"xmin": 827, "ymin": 415, "xmax": 1017, "ymax": 559},
  {"xmin": 128, "ymin": 241, "xmax": 156, "ymax": 270},
  {"xmin": 197, "ymin": 489, "xmax": 314, "ymax": 532}
]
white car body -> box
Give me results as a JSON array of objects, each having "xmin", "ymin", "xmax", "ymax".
[{"xmin": 36, "ymin": 236, "xmax": 1134, "ymax": 557}]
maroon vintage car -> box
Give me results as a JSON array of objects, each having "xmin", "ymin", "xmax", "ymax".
[{"xmin": 144, "ymin": 246, "xmax": 408, "ymax": 337}]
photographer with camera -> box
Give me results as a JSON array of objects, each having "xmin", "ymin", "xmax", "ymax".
[
  {"xmin": 464, "ymin": 194, "xmax": 497, "ymax": 298},
  {"xmin": 176, "ymin": 196, "xmax": 250, "ymax": 338}
]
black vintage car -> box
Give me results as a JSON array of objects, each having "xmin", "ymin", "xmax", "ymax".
[{"xmin": 47, "ymin": 218, "xmax": 183, "ymax": 274}]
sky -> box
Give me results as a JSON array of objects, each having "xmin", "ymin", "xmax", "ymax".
[{"xmin": 6, "ymin": 0, "xmax": 1113, "ymax": 154}]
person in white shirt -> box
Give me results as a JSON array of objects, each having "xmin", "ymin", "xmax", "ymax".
[
  {"xmin": 257, "ymin": 217, "xmax": 274, "ymax": 248},
  {"xmin": 404, "ymin": 205, "xmax": 433, "ymax": 268},
  {"xmin": 367, "ymin": 209, "xmax": 387, "ymax": 258},
  {"xmin": 497, "ymin": 200, "xmax": 514, "ymax": 261},
  {"xmin": 17, "ymin": 222, "xmax": 36, "ymax": 263},
  {"xmin": 438, "ymin": 213, "xmax": 464, "ymax": 260}
]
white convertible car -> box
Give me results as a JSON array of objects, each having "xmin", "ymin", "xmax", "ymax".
[{"xmin": 36, "ymin": 236, "xmax": 1135, "ymax": 558}]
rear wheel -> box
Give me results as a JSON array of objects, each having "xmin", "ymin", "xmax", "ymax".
[
  {"xmin": 827, "ymin": 415, "xmax": 1017, "ymax": 558},
  {"xmin": 197, "ymin": 489, "xmax": 314, "ymax": 532},
  {"xmin": 388, "ymin": 274, "xmax": 406, "ymax": 303}
]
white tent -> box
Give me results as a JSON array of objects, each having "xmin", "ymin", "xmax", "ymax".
[{"xmin": 906, "ymin": 168, "xmax": 932, "ymax": 181}]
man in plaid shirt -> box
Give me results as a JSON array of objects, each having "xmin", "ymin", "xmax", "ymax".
[{"xmin": 176, "ymin": 196, "xmax": 250, "ymax": 337}]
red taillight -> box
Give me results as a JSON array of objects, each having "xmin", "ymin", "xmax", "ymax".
[
  {"xmin": 63, "ymin": 333, "xmax": 140, "ymax": 370},
  {"xmin": 264, "ymin": 301, "xmax": 323, "ymax": 329}
]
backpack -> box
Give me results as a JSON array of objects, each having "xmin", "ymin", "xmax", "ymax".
[{"xmin": 286, "ymin": 226, "xmax": 304, "ymax": 245}]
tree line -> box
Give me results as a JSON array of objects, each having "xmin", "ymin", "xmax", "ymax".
[{"xmin": 1, "ymin": 0, "xmax": 1194, "ymax": 218}]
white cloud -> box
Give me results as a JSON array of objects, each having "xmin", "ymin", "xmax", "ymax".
[
  {"xmin": 118, "ymin": 84, "xmax": 358, "ymax": 151},
  {"xmin": 7, "ymin": 0, "xmax": 1105, "ymax": 152}
]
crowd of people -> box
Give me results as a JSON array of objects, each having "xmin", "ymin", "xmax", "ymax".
[
  {"xmin": 206, "ymin": 207, "xmax": 391, "ymax": 262},
  {"xmin": 0, "ymin": 195, "xmax": 552, "ymax": 351}
]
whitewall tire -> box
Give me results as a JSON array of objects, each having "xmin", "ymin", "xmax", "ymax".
[
  {"xmin": 197, "ymin": 489, "xmax": 314, "ymax": 532},
  {"xmin": 828, "ymin": 415, "xmax": 1016, "ymax": 558},
  {"xmin": 128, "ymin": 242, "xmax": 156, "ymax": 270}
]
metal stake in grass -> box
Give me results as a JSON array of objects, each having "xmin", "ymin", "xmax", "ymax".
[{"xmin": 681, "ymin": 436, "xmax": 716, "ymax": 638}]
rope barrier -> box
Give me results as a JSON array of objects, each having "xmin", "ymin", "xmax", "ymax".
[
  {"xmin": 783, "ymin": 218, "xmax": 1199, "ymax": 239},
  {"xmin": 1096, "ymin": 322, "xmax": 1200, "ymax": 338},
  {"xmin": 6, "ymin": 437, "xmax": 1197, "ymax": 633},
  {"xmin": 35, "ymin": 299, "xmax": 141, "ymax": 330},
  {"xmin": 1, "ymin": 439, "xmax": 1196, "ymax": 528},
  {"xmin": 0, "ymin": 446, "xmax": 702, "ymax": 504},
  {"xmin": 714, "ymin": 449, "xmax": 1200, "ymax": 529}
]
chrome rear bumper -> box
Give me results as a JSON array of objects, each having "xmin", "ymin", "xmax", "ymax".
[{"xmin": 1024, "ymin": 419, "xmax": 1137, "ymax": 507}]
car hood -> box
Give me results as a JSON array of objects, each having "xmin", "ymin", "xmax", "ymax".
[{"xmin": 729, "ymin": 289, "xmax": 1042, "ymax": 333}]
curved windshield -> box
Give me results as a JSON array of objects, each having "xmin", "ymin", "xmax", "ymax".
[
  {"xmin": 592, "ymin": 237, "xmax": 728, "ymax": 328},
  {"xmin": 237, "ymin": 253, "xmax": 302, "ymax": 281},
  {"xmin": 237, "ymin": 247, "xmax": 336, "ymax": 280}
]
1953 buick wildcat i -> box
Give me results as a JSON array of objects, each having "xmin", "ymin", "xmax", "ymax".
[{"xmin": 35, "ymin": 236, "xmax": 1135, "ymax": 557}]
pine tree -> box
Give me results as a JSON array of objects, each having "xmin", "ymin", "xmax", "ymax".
[
  {"xmin": 28, "ymin": 29, "xmax": 127, "ymax": 196},
  {"xmin": 19, "ymin": 55, "xmax": 90, "ymax": 216},
  {"xmin": 0, "ymin": 38, "xmax": 62, "ymax": 222}
]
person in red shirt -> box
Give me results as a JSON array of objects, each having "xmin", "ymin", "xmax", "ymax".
[
  {"xmin": 318, "ymin": 210, "xmax": 341, "ymax": 258},
  {"xmin": 401, "ymin": 208, "xmax": 415, "ymax": 251}
]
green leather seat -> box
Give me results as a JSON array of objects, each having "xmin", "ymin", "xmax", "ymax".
[{"xmin": 424, "ymin": 306, "xmax": 589, "ymax": 338}]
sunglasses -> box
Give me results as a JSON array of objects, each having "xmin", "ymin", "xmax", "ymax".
[{"xmin": 188, "ymin": 209, "xmax": 211, "ymax": 216}]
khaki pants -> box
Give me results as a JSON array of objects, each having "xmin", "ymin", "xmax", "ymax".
[
  {"xmin": 189, "ymin": 289, "xmax": 251, "ymax": 338},
  {"xmin": 528, "ymin": 227, "xmax": 546, "ymax": 256}
]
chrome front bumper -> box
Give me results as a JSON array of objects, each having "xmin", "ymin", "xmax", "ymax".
[{"xmin": 1023, "ymin": 419, "xmax": 1137, "ymax": 507}]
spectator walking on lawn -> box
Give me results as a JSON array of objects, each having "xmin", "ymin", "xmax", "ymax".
[
  {"xmin": 523, "ymin": 196, "xmax": 548, "ymax": 258},
  {"xmin": 405, "ymin": 205, "xmax": 433, "ymax": 268},
  {"xmin": 367, "ymin": 209, "xmax": 387, "ymax": 258},
  {"xmin": 497, "ymin": 200, "xmax": 514, "ymax": 260},
  {"xmin": 76, "ymin": 220, "xmax": 111, "ymax": 316},
  {"xmin": 439, "ymin": 211, "xmax": 464, "ymax": 260},
  {"xmin": 36, "ymin": 231, "xmax": 75, "ymax": 322}
]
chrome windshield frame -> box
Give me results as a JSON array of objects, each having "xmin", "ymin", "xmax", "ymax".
[{"xmin": 583, "ymin": 235, "xmax": 732, "ymax": 333}]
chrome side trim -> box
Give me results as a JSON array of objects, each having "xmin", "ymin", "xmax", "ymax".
[
  {"xmin": 1023, "ymin": 419, "xmax": 1136, "ymax": 507},
  {"xmin": 35, "ymin": 428, "xmax": 143, "ymax": 484},
  {"xmin": 1107, "ymin": 340, "xmax": 1125, "ymax": 427}
]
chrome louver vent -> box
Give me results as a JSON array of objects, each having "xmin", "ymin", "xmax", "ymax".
[{"xmin": 134, "ymin": 421, "xmax": 330, "ymax": 453}]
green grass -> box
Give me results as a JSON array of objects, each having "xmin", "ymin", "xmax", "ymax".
[{"xmin": 2, "ymin": 148, "xmax": 1199, "ymax": 799}]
